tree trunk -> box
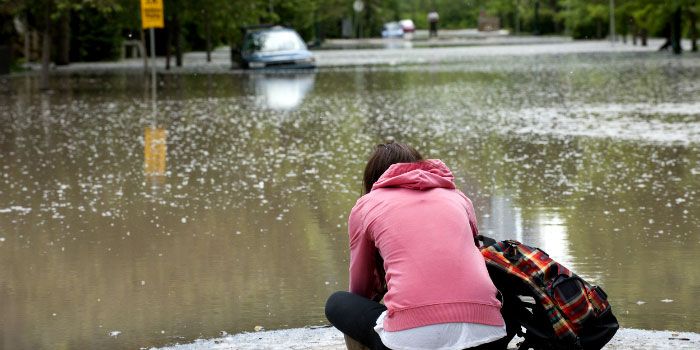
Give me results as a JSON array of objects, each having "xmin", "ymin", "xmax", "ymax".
[
  {"xmin": 313, "ymin": 10, "xmax": 320, "ymax": 47},
  {"xmin": 40, "ymin": 8, "xmax": 51, "ymax": 90},
  {"xmin": 55, "ymin": 11, "xmax": 70, "ymax": 65},
  {"xmin": 659, "ymin": 20, "xmax": 672, "ymax": 51},
  {"xmin": 230, "ymin": 42, "xmax": 237, "ymax": 69},
  {"xmin": 174, "ymin": 12, "xmax": 182, "ymax": 67},
  {"xmin": 24, "ymin": 25, "xmax": 30, "ymax": 62},
  {"xmin": 165, "ymin": 27, "xmax": 171, "ymax": 70},
  {"xmin": 514, "ymin": 0, "xmax": 520, "ymax": 35},
  {"xmin": 33, "ymin": 31, "xmax": 40, "ymax": 60},
  {"xmin": 641, "ymin": 28, "xmax": 647, "ymax": 46},
  {"xmin": 141, "ymin": 29, "xmax": 148, "ymax": 75},
  {"xmin": 690, "ymin": 8, "xmax": 698, "ymax": 52},
  {"xmin": 205, "ymin": 8, "xmax": 211, "ymax": 63},
  {"xmin": 671, "ymin": 6, "xmax": 682, "ymax": 54},
  {"xmin": 364, "ymin": 2, "xmax": 372, "ymax": 37},
  {"xmin": 534, "ymin": 0, "xmax": 540, "ymax": 35}
]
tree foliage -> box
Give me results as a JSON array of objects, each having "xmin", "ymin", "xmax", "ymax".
[{"xmin": 0, "ymin": 0, "xmax": 697, "ymax": 66}]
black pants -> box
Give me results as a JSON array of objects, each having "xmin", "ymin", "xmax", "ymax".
[
  {"xmin": 325, "ymin": 291, "xmax": 509, "ymax": 350},
  {"xmin": 429, "ymin": 22, "xmax": 438, "ymax": 37}
]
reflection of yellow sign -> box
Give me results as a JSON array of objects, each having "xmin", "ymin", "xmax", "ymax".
[
  {"xmin": 144, "ymin": 127, "xmax": 167, "ymax": 176},
  {"xmin": 141, "ymin": 0, "xmax": 164, "ymax": 29}
]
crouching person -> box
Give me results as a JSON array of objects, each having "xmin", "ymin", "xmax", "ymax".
[{"xmin": 325, "ymin": 142, "xmax": 508, "ymax": 350}]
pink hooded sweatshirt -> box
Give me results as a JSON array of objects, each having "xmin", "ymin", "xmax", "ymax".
[{"xmin": 348, "ymin": 159, "xmax": 504, "ymax": 331}]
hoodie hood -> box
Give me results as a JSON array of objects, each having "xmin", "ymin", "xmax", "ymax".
[{"xmin": 371, "ymin": 159, "xmax": 456, "ymax": 191}]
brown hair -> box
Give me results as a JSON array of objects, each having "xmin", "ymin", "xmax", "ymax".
[{"xmin": 362, "ymin": 141, "xmax": 423, "ymax": 194}]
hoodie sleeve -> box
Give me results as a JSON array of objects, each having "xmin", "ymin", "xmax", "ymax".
[
  {"xmin": 348, "ymin": 203, "xmax": 381, "ymax": 299},
  {"xmin": 457, "ymin": 190, "xmax": 479, "ymax": 237}
]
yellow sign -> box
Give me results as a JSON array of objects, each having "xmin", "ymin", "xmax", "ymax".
[
  {"xmin": 141, "ymin": 0, "xmax": 164, "ymax": 29},
  {"xmin": 144, "ymin": 126, "xmax": 167, "ymax": 177}
]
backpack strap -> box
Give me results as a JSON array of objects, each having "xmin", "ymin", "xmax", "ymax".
[{"xmin": 476, "ymin": 234, "xmax": 498, "ymax": 248}]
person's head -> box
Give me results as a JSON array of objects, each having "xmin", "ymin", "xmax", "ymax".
[{"xmin": 362, "ymin": 141, "xmax": 423, "ymax": 194}]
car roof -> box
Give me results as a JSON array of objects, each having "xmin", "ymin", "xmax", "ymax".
[{"xmin": 245, "ymin": 25, "xmax": 296, "ymax": 34}]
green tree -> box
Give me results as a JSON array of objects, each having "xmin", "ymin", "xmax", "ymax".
[{"xmin": 8, "ymin": 0, "xmax": 124, "ymax": 88}]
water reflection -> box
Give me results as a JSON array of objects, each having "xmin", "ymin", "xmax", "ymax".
[
  {"xmin": 144, "ymin": 126, "xmax": 167, "ymax": 184},
  {"xmin": 481, "ymin": 193, "xmax": 523, "ymax": 241},
  {"xmin": 533, "ymin": 212, "xmax": 573, "ymax": 270},
  {"xmin": 382, "ymin": 39, "xmax": 413, "ymax": 49},
  {"xmin": 247, "ymin": 72, "xmax": 316, "ymax": 111},
  {"xmin": 480, "ymin": 194, "xmax": 574, "ymax": 270}
]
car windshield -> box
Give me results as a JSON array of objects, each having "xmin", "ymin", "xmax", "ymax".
[
  {"xmin": 245, "ymin": 30, "xmax": 306, "ymax": 53},
  {"xmin": 384, "ymin": 22, "xmax": 401, "ymax": 30}
]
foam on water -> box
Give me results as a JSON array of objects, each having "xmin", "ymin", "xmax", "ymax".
[{"xmin": 505, "ymin": 102, "xmax": 700, "ymax": 145}]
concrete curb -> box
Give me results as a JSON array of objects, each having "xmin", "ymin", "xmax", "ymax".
[{"xmin": 13, "ymin": 39, "xmax": 676, "ymax": 76}]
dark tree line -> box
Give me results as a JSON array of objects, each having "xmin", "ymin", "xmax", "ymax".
[{"xmin": 0, "ymin": 0, "xmax": 697, "ymax": 84}]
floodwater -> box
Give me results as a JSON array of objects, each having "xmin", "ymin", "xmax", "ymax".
[{"xmin": 1, "ymin": 52, "xmax": 699, "ymax": 349}]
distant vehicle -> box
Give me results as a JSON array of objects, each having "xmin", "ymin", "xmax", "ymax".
[
  {"xmin": 240, "ymin": 26, "xmax": 315, "ymax": 69},
  {"xmin": 399, "ymin": 19, "xmax": 415, "ymax": 34},
  {"xmin": 381, "ymin": 22, "xmax": 404, "ymax": 38}
]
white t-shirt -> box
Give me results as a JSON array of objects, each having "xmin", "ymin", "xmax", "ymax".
[{"xmin": 374, "ymin": 311, "xmax": 507, "ymax": 350}]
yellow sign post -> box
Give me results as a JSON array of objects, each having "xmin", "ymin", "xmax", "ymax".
[
  {"xmin": 140, "ymin": 0, "xmax": 163, "ymax": 124},
  {"xmin": 141, "ymin": 0, "xmax": 164, "ymax": 29}
]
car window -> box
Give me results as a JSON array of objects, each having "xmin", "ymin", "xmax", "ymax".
[
  {"xmin": 384, "ymin": 22, "xmax": 401, "ymax": 30},
  {"xmin": 245, "ymin": 30, "xmax": 306, "ymax": 53}
]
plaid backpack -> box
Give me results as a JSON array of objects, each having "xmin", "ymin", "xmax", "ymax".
[{"xmin": 477, "ymin": 235, "xmax": 619, "ymax": 350}]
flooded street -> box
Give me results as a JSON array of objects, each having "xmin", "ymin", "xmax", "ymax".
[{"xmin": 1, "ymin": 52, "xmax": 699, "ymax": 349}]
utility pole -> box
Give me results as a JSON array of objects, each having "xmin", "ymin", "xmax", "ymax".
[{"xmin": 353, "ymin": 0, "xmax": 364, "ymax": 39}]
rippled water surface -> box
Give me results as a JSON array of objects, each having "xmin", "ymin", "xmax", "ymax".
[{"xmin": 1, "ymin": 53, "xmax": 699, "ymax": 349}]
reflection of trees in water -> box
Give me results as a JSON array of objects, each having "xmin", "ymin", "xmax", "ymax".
[{"xmin": 450, "ymin": 133, "xmax": 700, "ymax": 331}]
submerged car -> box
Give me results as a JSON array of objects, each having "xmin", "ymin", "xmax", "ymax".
[{"xmin": 240, "ymin": 26, "xmax": 316, "ymax": 69}]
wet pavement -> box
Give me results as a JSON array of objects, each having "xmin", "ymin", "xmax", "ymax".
[
  {"xmin": 18, "ymin": 39, "xmax": 677, "ymax": 73},
  {"xmin": 155, "ymin": 326, "xmax": 700, "ymax": 350}
]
